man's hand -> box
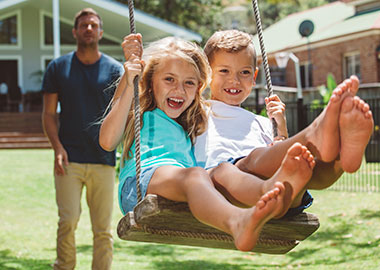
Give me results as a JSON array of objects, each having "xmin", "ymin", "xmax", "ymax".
[{"xmin": 54, "ymin": 146, "xmax": 69, "ymax": 176}]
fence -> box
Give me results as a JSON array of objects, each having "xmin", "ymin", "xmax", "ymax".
[
  {"xmin": 247, "ymin": 95, "xmax": 380, "ymax": 193},
  {"xmin": 331, "ymin": 160, "xmax": 380, "ymax": 192}
]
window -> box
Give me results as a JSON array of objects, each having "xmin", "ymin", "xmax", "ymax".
[
  {"xmin": 44, "ymin": 16, "xmax": 75, "ymax": 45},
  {"xmin": 0, "ymin": 15, "xmax": 17, "ymax": 45},
  {"xmin": 43, "ymin": 15, "xmax": 119, "ymax": 46},
  {"xmin": 300, "ymin": 62, "xmax": 313, "ymax": 88},
  {"xmin": 43, "ymin": 58, "xmax": 52, "ymax": 70},
  {"xmin": 344, "ymin": 52, "xmax": 361, "ymax": 80},
  {"xmin": 270, "ymin": 66, "xmax": 286, "ymax": 86},
  {"xmin": 255, "ymin": 65, "xmax": 287, "ymax": 87}
]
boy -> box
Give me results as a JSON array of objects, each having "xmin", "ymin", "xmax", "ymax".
[{"xmin": 195, "ymin": 30, "xmax": 374, "ymax": 217}]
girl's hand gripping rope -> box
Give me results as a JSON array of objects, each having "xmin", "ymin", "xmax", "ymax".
[{"xmin": 122, "ymin": 33, "xmax": 144, "ymax": 88}]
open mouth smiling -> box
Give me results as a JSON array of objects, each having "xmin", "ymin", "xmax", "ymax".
[
  {"xmin": 167, "ymin": 97, "xmax": 184, "ymax": 109},
  {"xmin": 224, "ymin": 88, "xmax": 242, "ymax": 95}
]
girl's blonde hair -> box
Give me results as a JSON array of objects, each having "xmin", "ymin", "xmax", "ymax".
[{"xmin": 122, "ymin": 37, "xmax": 210, "ymax": 161}]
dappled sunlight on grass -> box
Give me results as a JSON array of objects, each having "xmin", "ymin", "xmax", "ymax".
[
  {"xmin": 0, "ymin": 249, "xmax": 52, "ymax": 270},
  {"xmin": 1, "ymin": 150, "xmax": 379, "ymax": 270}
]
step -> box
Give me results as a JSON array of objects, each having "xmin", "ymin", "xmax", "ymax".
[
  {"xmin": 0, "ymin": 142, "xmax": 51, "ymax": 149},
  {"xmin": 0, "ymin": 112, "xmax": 44, "ymax": 133},
  {"xmin": 0, "ymin": 131, "xmax": 51, "ymax": 149},
  {"xmin": 0, "ymin": 136, "xmax": 49, "ymax": 143},
  {"xmin": 0, "ymin": 132, "xmax": 46, "ymax": 137}
]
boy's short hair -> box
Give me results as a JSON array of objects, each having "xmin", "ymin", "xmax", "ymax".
[
  {"xmin": 74, "ymin": 8, "xmax": 103, "ymax": 29},
  {"xmin": 204, "ymin": 30, "xmax": 256, "ymax": 68}
]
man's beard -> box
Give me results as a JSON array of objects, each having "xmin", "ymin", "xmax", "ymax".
[{"xmin": 78, "ymin": 39, "xmax": 97, "ymax": 49}]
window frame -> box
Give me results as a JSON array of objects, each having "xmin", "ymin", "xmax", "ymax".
[
  {"xmin": 40, "ymin": 10, "xmax": 75, "ymax": 50},
  {"xmin": 343, "ymin": 51, "xmax": 361, "ymax": 80},
  {"xmin": 300, "ymin": 61, "xmax": 313, "ymax": 89},
  {"xmin": 39, "ymin": 10, "xmax": 121, "ymax": 50},
  {"xmin": 0, "ymin": 10, "xmax": 22, "ymax": 49},
  {"xmin": 0, "ymin": 55, "xmax": 23, "ymax": 89},
  {"xmin": 270, "ymin": 66, "xmax": 287, "ymax": 87},
  {"xmin": 41, "ymin": 55, "xmax": 53, "ymax": 71}
]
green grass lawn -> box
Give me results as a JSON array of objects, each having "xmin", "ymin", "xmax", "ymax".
[{"xmin": 0, "ymin": 149, "xmax": 379, "ymax": 270}]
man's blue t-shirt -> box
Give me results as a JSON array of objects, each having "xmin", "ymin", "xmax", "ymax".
[{"xmin": 42, "ymin": 51, "xmax": 123, "ymax": 166}]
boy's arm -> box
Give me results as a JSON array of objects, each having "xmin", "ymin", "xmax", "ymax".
[{"xmin": 265, "ymin": 95, "xmax": 288, "ymax": 141}]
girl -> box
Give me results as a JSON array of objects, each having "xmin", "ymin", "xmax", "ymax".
[{"xmin": 99, "ymin": 33, "xmax": 286, "ymax": 252}]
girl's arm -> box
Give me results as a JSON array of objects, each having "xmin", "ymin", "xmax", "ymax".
[
  {"xmin": 265, "ymin": 94, "xmax": 288, "ymax": 141},
  {"xmin": 99, "ymin": 34, "xmax": 143, "ymax": 151}
]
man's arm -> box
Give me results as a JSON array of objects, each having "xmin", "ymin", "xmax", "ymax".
[{"xmin": 42, "ymin": 93, "xmax": 68, "ymax": 175}]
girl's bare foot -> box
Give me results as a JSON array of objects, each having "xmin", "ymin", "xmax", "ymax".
[
  {"xmin": 305, "ymin": 76, "xmax": 359, "ymax": 162},
  {"xmin": 339, "ymin": 96, "xmax": 374, "ymax": 173},
  {"xmin": 232, "ymin": 183, "xmax": 285, "ymax": 251},
  {"xmin": 263, "ymin": 142, "xmax": 315, "ymax": 218}
]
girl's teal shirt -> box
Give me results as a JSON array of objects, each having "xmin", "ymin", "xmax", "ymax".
[{"xmin": 118, "ymin": 108, "xmax": 197, "ymax": 210}]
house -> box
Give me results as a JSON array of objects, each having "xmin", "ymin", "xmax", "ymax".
[
  {"xmin": 0, "ymin": 0, "xmax": 201, "ymax": 148},
  {"xmin": 252, "ymin": 0, "xmax": 380, "ymax": 100},
  {"xmin": 224, "ymin": 1, "xmax": 379, "ymax": 160},
  {"xmin": 0, "ymin": 0, "xmax": 201, "ymax": 112}
]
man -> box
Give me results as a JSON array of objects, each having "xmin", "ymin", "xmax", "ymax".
[{"xmin": 42, "ymin": 8, "xmax": 123, "ymax": 270}]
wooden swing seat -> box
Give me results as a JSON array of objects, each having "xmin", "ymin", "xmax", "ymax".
[{"xmin": 117, "ymin": 194, "xmax": 320, "ymax": 254}]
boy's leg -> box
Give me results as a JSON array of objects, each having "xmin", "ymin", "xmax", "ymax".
[
  {"xmin": 146, "ymin": 166, "xmax": 286, "ymax": 251},
  {"xmin": 236, "ymin": 76, "xmax": 361, "ymax": 188},
  {"xmin": 233, "ymin": 184, "xmax": 284, "ymax": 251},
  {"xmin": 210, "ymin": 142, "xmax": 315, "ymax": 217},
  {"xmin": 339, "ymin": 96, "xmax": 374, "ymax": 172},
  {"xmin": 208, "ymin": 163, "xmax": 264, "ymax": 208},
  {"xmin": 307, "ymin": 160, "xmax": 343, "ymax": 189}
]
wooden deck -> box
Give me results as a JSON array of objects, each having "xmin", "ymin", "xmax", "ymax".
[{"xmin": 0, "ymin": 112, "xmax": 50, "ymax": 149}]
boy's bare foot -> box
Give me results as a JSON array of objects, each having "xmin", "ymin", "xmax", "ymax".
[
  {"xmin": 348, "ymin": 75, "xmax": 360, "ymax": 96},
  {"xmin": 232, "ymin": 183, "xmax": 284, "ymax": 251},
  {"xmin": 339, "ymin": 96, "xmax": 374, "ymax": 173},
  {"xmin": 263, "ymin": 142, "xmax": 315, "ymax": 218},
  {"xmin": 305, "ymin": 75, "xmax": 359, "ymax": 162}
]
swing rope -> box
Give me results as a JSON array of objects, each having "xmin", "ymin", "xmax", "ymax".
[
  {"xmin": 251, "ymin": 0, "xmax": 278, "ymax": 137},
  {"xmin": 127, "ymin": 0, "xmax": 279, "ymax": 203},
  {"xmin": 127, "ymin": 0, "xmax": 143, "ymax": 203},
  {"xmin": 119, "ymin": 1, "xmax": 320, "ymax": 254}
]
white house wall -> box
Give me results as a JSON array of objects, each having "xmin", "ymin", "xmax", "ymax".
[
  {"xmin": 0, "ymin": 5, "xmax": 123, "ymax": 93},
  {"xmin": 23, "ymin": 6, "xmax": 44, "ymax": 92},
  {"xmin": 0, "ymin": 0, "xmax": 201, "ymax": 94}
]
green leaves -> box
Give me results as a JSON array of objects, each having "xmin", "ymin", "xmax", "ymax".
[
  {"xmin": 118, "ymin": 0, "xmax": 223, "ymax": 44},
  {"xmin": 312, "ymin": 73, "xmax": 337, "ymax": 109},
  {"xmin": 116, "ymin": 0, "xmax": 335, "ymax": 44},
  {"xmin": 322, "ymin": 73, "xmax": 336, "ymax": 104}
]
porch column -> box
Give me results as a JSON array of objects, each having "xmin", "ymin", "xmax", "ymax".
[{"xmin": 52, "ymin": 0, "xmax": 60, "ymax": 59}]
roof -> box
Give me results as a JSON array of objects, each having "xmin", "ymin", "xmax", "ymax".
[
  {"xmin": 253, "ymin": 1, "xmax": 380, "ymax": 55},
  {"xmin": 0, "ymin": 0, "xmax": 202, "ymax": 42},
  {"xmin": 314, "ymin": 7, "xmax": 380, "ymax": 42}
]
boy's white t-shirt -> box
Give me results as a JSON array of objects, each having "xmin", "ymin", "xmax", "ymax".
[{"xmin": 194, "ymin": 100, "xmax": 273, "ymax": 168}]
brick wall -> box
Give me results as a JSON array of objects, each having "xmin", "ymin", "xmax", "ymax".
[{"xmin": 285, "ymin": 33, "xmax": 380, "ymax": 87}]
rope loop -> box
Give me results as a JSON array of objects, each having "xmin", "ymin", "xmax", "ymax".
[
  {"xmin": 127, "ymin": 0, "xmax": 142, "ymax": 202},
  {"xmin": 251, "ymin": 0, "xmax": 278, "ymax": 137}
]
